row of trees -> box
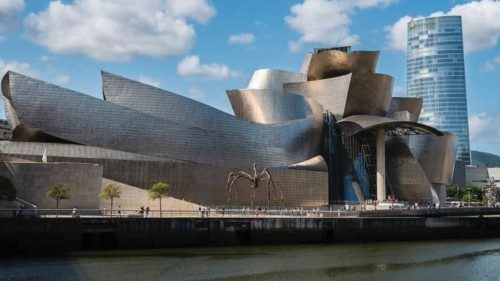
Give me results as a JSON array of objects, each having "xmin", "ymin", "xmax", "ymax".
[
  {"xmin": 45, "ymin": 181, "xmax": 171, "ymax": 217},
  {"xmin": 446, "ymin": 184, "xmax": 500, "ymax": 203}
]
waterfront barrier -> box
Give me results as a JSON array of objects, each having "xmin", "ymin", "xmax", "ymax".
[{"xmin": 1, "ymin": 215, "xmax": 500, "ymax": 254}]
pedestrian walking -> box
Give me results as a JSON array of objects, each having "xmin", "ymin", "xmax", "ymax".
[
  {"xmin": 72, "ymin": 207, "xmax": 77, "ymax": 218},
  {"xmin": 117, "ymin": 205, "xmax": 122, "ymax": 217},
  {"xmin": 145, "ymin": 206, "xmax": 150, "ymax": 218}
]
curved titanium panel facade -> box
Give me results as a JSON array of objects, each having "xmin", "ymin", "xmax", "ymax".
[
  {"xmin": 246, "ymin": 69, "xmax": 306, "ymax": 91},
  {"xmin": 307, "ymin": 50, "xmax": 351, "ymax": 81},
  {"xmin": 226, "ymin": 89, "xmax": 323, "ymax": 124},
  {"xmin": 289, "ymin": 155, "xmax": 328, "ymax": 172},
  {"xmin": 0, "ymin": 141, "xmax": 173, "ymax": 162},
  {"xmin": 102, "ymin": 71, "xmax": 228, "ymax": 129},
  {"xmin": 409, "ymin": 132, "xmax": 457, "ymax": 185},
  {"xmin": 283, "ymin": 74, "xmax": 352, "ymax": 120},
  {"xmin": 386, "ymin": 136, "xmax": 439, "ymax": 203},
  {"xmin": 343, "ymin": 73, "xmax": 393, "ymax": 117},
  {"xmin": 348, "ymin": 51, "xmax": 379, "ymax": 73},
  {"xmin": 300, "ymin": 52, "xmax": 313, "ymax": 73},
  {"xmin": 285, "ymin": 72, "xmax": 392, "ymax": 119},
  {"xmin": 387, "ymin": 97, "xmax": 423, "ymax": 122},
  {"xmin": 336, "ymin": 115, "xmax": 443, "ymax": 136},
  {"xmin": 4, "ymin": 72, "xmax": 322, "ymax": 168}
]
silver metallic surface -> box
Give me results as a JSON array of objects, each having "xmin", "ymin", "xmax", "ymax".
[
  {"xmin": 0, "ymin": 142, "xmax": 328, "ymax": 207},
  {"xmin": 285, "ymin": 73, "xmax": 393, "ymax": 119},
  {"xmin": 284, "ymin": 74, "xmax": 351, "ymax": 120},
  {"xmin": 299, "ymin": 52, "xmax": 312, "ymax": 73},
  {"xmin": 409, "ymin": 132, "xmax": 457, "ymax": 185},
  {"xmin": 0, "ymin": 141, "xmax": 173, "ymax": 162},
  {"xmin": 385, "ymin": 136, "xmax": 439, "ymax": 203},
  {"xmin": 343, "ymin": 73, "xmax": 393, "ymax": 117},
  {"xmin": 387, "ymin": 97, "xmax": 422, "ymax": 122},
  {"xmin": 227, "ymin": 89, "xmax": 323, "ymax": 124},
  {"xmin": 306, "ymin": 50, "xmax": 351, "ymax": 80},
  {"xmin": 246, "ymin": 69, "xmax": 306, "ymax": 91},
  {"xmin": 348, "ymin": 51, "xmax": 379, "ymax": 73},
  {"xmin": 336, "ymin": 115, "xmax": 443, "ymax": 136},
  {"xmin": 3, "ymin": 71, "xmax": 323, "ymax": 168},
  {"xmin": 289, "ymin": 155, "xmax": 328, "ymax": 172}
]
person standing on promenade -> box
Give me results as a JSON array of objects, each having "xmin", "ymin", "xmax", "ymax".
[
  {"xmin": 145, "ymin": 207, "xmax": 150, "ymax": 218},
  {"xmin": 117, "ymin": 206, "xmax": 122, "ymax": 217}
]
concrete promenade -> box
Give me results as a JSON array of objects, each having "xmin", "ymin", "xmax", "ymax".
[{"xmin": 1, "ymin": 212, "xmax": 500, "ymax": 254}]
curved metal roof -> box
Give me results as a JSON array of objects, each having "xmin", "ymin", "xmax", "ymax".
[
  {"xmin": 226, "ymin": 89, "xmax": 324, "ymax": 124},
  {"xmin": 337, "ymin": 115, "xmax": 443, "ymax": 136}
]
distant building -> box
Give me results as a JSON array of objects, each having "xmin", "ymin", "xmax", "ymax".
[
  {"xmin": 407, "ymin": 16, "xmax": 471, "ymax": 165},
  {"xmin": 0, "ymin": 119, "xmax": 11, "ymax": 140},
  {"xmin": 465, "ymin": 166, "xmax": 500, "ymax": 187},
  {"xmin": 465, "ymin": 166, "xmax": 489, "ymax": 187}
]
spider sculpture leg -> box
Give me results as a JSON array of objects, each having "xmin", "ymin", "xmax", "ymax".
[
  {"xmin": 226, "ymin": 172, "xmax": 236, "ymax": 204},
  {"xmin": 275, "ymin": 181, "xmax": 284, "ymax": 205},
  {"xmin": 226, "ymin": 171, "xmax": 253, "ymax": 209},
  {"xmin": 251, "ymin": 187, "xmax": 257, "ymax": 207},
  {"xmin": 230, "ymin": 175, "xmax": 244, "ymax": 208},
  {"xmin": 261, "ymin": 175, "xmax": 272, "ymax": 208},
  {"xmin": 261, "ymin": 170, "xmax": 277, "ymax": 208}
]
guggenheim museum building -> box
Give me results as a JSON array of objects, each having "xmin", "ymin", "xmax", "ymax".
[{"xmin": 0, "ymin": 47, "xmax": 457, "ymax": 208}]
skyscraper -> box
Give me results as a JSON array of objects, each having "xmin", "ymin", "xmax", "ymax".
[{"xmin": 407, "ymin": 15, "xmax": 470, "ymax": 164}]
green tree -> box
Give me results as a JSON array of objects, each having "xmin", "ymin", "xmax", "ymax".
[
  {"xmin": 0, "ymin": 176, "xmax": 16, "ymax": 202},
  {"xmin": 462, "ymin": 193, "xmax": 472, "ymax": 204},
  {"xmin": 46, "ymin": 183, "xmax": 69, "ymax": 217},
  {"xmin": 148, "ymin": 181, "xmax": 170, "ymax": 218},
  {"xmin": 99, "ymin": 182, "xmax": 121, "ymax": 217}
]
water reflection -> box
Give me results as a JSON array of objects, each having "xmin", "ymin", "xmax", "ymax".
[{"xmin": 1, "ymin": 239, "xmax": 499, "ymax": 281}]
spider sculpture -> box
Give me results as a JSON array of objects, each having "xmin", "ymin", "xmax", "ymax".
[{"xmin": 226, "ymin": 163, "xmax": 284, "ymax": 207}]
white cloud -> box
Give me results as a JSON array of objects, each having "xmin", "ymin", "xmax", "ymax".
[
  {"xmin": 385, "ymin": 0, "xmax": 500, "ymax": 53},
  {"xmin": 139, "ymin": 75, "xmax": 160, "ymax": 87},
  {"xmin": 469, "ymin": 112, "xmax": 492, "ymax": 139},
  {"xmin": 0, "ymin": 0, "xmax": 24, "ymax": 31},
  {"xmin": 385, "ymin": 15, "xmax": 414, "ymax": 51},
  {"xmin": 188, "ymin": 87, "xmax": 205, "ymax": 100},
  {"xmin": 481, "ymin": 55, "xmax": 500, "ymax": 72},
  {"xmin": 24, "ymin": 0, "xmax": 216, "ymax": 61},
  {"xmin": 0, "ymin": 59, "xmax": 34, "ymax": 77},
  {"xmin": 228, "ymin": 33, "xmax": 255, "ymax": 44},
  {"xmin": 469, "ymin": 112, "xmax": 500, "ymax": 144},
  {"xmin": 177, "ymin": 55, "xmax": 238, "ymax": 79},
  {"xmin": 285, "ymin": 0, "xmax": 395, "ymax": 53}
]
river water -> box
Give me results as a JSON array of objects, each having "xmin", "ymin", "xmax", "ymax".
[{"xmin": 1, "ymin": 239, "xmax": 499, "ymax": 281}]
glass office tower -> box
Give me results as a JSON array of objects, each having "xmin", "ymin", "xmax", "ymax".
[{"xmin": 407, "ymin": 16, "xmax": 470, "ymax": 164}]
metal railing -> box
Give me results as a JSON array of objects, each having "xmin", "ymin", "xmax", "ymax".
[
  {"xmin": 1, "ymin": 204, "xmax": 499, "ymax": 219},
  {"xmin": 0, "ymin": 208, "xmax": 361, "ymax": 219}
]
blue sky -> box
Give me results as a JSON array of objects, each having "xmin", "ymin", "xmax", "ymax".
[{"xmin": 0, "ymin": 0, "xmax": 499, "ymax": 154}]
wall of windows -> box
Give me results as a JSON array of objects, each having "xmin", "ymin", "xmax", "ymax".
[{"xmin": 407, "ymin": 16, "xmax": 470, "ymax": 164}]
